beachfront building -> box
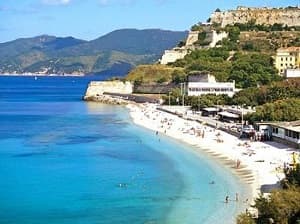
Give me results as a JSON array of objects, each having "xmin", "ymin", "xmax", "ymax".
[
  {"xmin": 217, "ymin": 106, "xmax": 255, "ymax": 124},
  {"xmin": 274, "ymin": 47, "xmax": 300, "ymax": 75},
  {"xmin": 201, "ymin": 107, "xmax": 220, "ymax": 117},
  {"xmin": 187, "ymin": 72, "xmax": 236, "ymax": 97},
  {"xmin": 256, "ymin": 121, "xmax": 300, "ymax": 148}
]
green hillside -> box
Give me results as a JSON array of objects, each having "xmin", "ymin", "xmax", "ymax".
[{"xmin": 0, "ymin": 29, "xmax": 187, "ymax": 76}]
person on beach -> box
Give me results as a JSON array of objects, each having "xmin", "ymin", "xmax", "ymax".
[
  {"xmin": 236, "ymin": 159, "xmax": 241, "ymax": 169},
  {"xmin": 235, "ymin": 193, "xmax": 239, "ymax": 202}
]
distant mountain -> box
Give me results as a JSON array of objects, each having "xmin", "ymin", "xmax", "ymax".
[{"xmin": 0, "ymin": 29, "xmax": 188, "ymax": 76}]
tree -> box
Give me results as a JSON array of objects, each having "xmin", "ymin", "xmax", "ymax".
[
  {"xmin": 254, "ymin": 188, "xmax": 300, "ymax": 224},
  {"xmin": 225, "ymin": 25, "xmax": 240, "ymax": 42},
  {"xmin": 247, "ymin": 98, "xmax": 300, "ymax": 122},
  {"xmin": 232, "ymin": 87, "xmax": 260, "ymax": 106},
  {"xmin": 228, "ymin": 53, "xmax": 279, "ymax": 88},
  {"xmin": 191, "ymin": 24, "xmax": 202, "ymax": 31},
  {"xmin": 285, "ymin": 164, "xmax": 300, "ymax": 187},
  {"xmin": 236, "ymin": 213, "xmax": 256, "ymax": 224},
  {"xmin": 171, "ymin": 69, "xmax": 186, "ymax": 84}
]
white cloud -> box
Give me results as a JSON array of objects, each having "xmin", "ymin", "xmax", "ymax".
[{"xmin": 42, "ymin": 0, "xmax": 71, "ymax": 5}]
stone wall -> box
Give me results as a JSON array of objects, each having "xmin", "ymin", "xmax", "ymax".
[
  {"xmin": 160, "ymin": 48, "xmax": 188, "ymax": 65},
  {"xmin": 84, "ymin": 81, "xmax": 133, "ymax": 99},
  {"xmin": 211, "ymin": 6, "xmax": 300, "ymax": 27},
  {"xmin": 134, "ymin": 83, "xmax": 178, "ymax": 94},
  {"xmin": 186, "ymin": 31, "xmax": 200, "ymax": 46}
]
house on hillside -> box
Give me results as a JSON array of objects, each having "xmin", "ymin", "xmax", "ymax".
[
  {"xmin": 187, "ymin": 72, "xmax": 236, "ymax": 97},
  {"xmin": 274, "ymin": 47, "xmax": 300, "ymax": 75}
]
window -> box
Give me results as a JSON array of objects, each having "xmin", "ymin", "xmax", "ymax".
[
  {"xmin": 272, "ymin": 127, "xmax": 278, "ymax": 134},
  {"xmin": 281, "ymin": 57, "xmax": 283, "ymax": 61},
  {"xmin": 292, "ymin": 131, "xmax": 298, "ymax": 139}
]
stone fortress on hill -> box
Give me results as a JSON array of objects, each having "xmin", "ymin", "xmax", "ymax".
[
  {"xmin": 160, "ymin": 5, "xmax": 300, "ymax": 65},
  {"xmin": 210, "ymin": 6, "xmax": 300, "ymax": 27}
]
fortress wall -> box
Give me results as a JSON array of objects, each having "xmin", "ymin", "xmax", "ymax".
[
  {"xmin": 84, "ymin": 81, "xmax": 133, "ymax": 98},
  {"xmin": 186, "ymin": 31, "xmax": 200, "ymax": 46},
  {"xmin": 209, "ymin": 31, "xmax": 228, "ymax": 47},
  {"xmin": 160, "ymin": 49, "xmax": 188, "ymax": 64},
  {"xmin": 211, "ymin": 7, "xmax": 300, "ymax": 27}
]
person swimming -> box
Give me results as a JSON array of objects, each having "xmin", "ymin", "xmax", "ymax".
[{"xmin": 118, "ymin": 183, "xmax": 128, "ymax": 188}]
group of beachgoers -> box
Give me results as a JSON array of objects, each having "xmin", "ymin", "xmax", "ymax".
[{"xmin": 128, "ymin": 103, "xmax": 300, "ymax": 214}]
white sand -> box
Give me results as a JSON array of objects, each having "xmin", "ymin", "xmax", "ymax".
[{"xmin": 127, "ymin": 103, "xmax": 298, "ymax": 204}]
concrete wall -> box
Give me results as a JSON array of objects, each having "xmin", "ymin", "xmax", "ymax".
[{"xmin": 84, "ymin": 81, "xmax": 133, "ymax": 98}]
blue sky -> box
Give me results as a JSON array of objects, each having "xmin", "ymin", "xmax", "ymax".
[{"xmin": 0, "ymin": 0, "xmax": 299, "ymax": 43}]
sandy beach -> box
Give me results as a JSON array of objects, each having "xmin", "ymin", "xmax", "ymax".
[{"xmin": 127, "ymin": 103, "xmax": 298, "ymax": 210}]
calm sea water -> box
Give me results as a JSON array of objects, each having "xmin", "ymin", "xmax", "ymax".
[{"xmin": 0, "ymin": 76, "xmax": 250, "ymax": 224}]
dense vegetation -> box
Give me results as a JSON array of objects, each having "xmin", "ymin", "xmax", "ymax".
[
  {"xmin": 237, "ymin": 165, "xmax": 300, "ymax": 224},
  {"xmin": 0, "ymin": 29, "xmax": 187, "ymax": 76},
  {"xmin": 170, "ymin": 48, "xmax": 280, "ymax": 88},
  {"xmin": 126, "ymin": 64, "xmax": 184, "ymax": 84},
  {"xmin": 247, "ymin": 98, "xmax": 300, "ymax": 122},
  {"xmin": 233, "ymin": 79, "xmax": 300, "ymax": 106}
]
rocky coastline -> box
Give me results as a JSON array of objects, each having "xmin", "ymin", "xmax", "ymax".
[{"xmin": 83, "ymin": 94, "xmax": 128, "ymax": 105}]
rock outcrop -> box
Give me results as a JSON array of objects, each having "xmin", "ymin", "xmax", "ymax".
[{"xmin": 83, "ymin": 80, "xmax": 133, "ymax": 104}]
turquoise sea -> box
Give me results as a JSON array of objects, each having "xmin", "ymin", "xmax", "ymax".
[{"xmin": 0, "ymin": 76, "xmax": 250, "ymax": 224}]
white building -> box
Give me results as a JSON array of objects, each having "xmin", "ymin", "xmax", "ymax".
[
  {"xmin": 187, "ymin": 73, "xmax": 236, "ymax": 97},
  {"xmin": 256, "ymin": 121, "xmax": 300, "ymax": 148},
  {"xmin": 284, "ymin": 69, "xmax": 300, "ymax": 78}
]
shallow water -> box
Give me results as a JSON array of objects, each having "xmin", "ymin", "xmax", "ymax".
[{"xmin": 0, "ymin": 76, "xmax": 250, "ymax": 223}]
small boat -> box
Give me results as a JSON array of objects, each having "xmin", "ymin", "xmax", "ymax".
[{"xmin": 34, "ymin": 76, "xmax": 38, "ymax": 80}]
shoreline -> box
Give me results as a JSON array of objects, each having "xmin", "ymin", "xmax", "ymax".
[
  {"xmin": 0, "ymin": 73, "xmax": 85, "ymax": 77},
  {"xmin": 127, "ymin": 103, "xmax": 298, "ymax": 215}
]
